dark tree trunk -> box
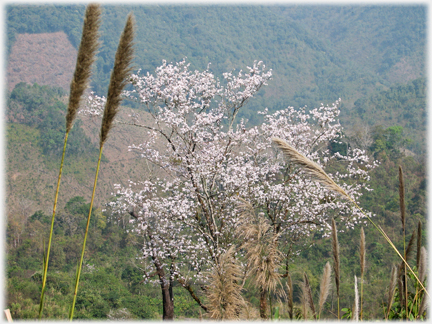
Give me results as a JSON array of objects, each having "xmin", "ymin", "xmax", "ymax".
[
  {"xmin": 161, "ymin": 280, "xmax": 174, "ymax": 320},
  {"xmin": 146, "ymin": 229, "xmax": 175, "ymax": 321},
  {"xmin": 260, "ymin": 287, "xmax": 268, "ymax": 319}
]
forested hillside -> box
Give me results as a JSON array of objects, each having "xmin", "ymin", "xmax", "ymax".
[
  {"xmin": 5, "ymin": 3, "xmax": 427, "ymax": 321},
  {"xmin": 7, "ymin": 5, "xmax": 425, "ymax": 121}
]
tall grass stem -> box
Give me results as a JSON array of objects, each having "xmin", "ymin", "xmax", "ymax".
[
  {"xmin": 69, "ymin": 148, "xmax": 103, "ymax": 320},
  {"xmin": 38, "ymin": 133, "xmax": 69, "ymax": 319}
]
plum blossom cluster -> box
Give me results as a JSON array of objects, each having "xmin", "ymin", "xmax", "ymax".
[{"xmin": 85, "ymin": 59, "xmax": 377, "ymax": 298}]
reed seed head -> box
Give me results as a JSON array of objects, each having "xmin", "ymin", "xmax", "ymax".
[
  {"xmin": 405, "ymin": 229, "xmax": 417, "ymax": 262},
  {"xmin": 100, "ymin": 13, "xmax": 135, "ymax": 147},
  {"xmin": 66, "ymin": 3, "xmax": 101, "ymax": 133},
  {"xmin": 418, "ymin": 293, "xmax": 427, "ymax": 318},
  {"xmin": 354, "ymin": 275, "xmax": 359, "ymax": 321},
  {"xmin": 417, "ymin": 221, "xmax": 422, "ymax": 269},
  {"xmin": 319, "ymin": 261, "xmax": 332, "ymax": 313},
  {"xmin": 303, "ymin": 272, "xmax": 317, "ymax": 320},
  {"xmin": 272, "ymin": 137, "xmax": 351, "ymax": 200},
  {"xmin": 387, "ymin": 264, "xmax": 397, "ymax": 316},
  {"xmin": 418, "ymin": 246, "xmax": 427, "ymax": 284},
  {"xmin": 236, "ymin": 199, "xmax": 282, "ymax": 293},
  {"xmin": 205, "ymin": 246, "xmax": 244, "ymax": 320},
  {"xmin": 287, "ymin": 273, "xmax": 293, "ymax": 320}
]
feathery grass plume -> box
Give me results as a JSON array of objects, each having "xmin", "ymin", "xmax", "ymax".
[
  {"xmin": 404, "ymin": 229, "xmax": 417, "ymax": 263},
  {"xmin": 238, "ymin": 300, "xmax": 260, "ymax": 320},
  {"xmin": 100, "ymin": 14, "xmax": 135, "ymax": 148},
  {"xmin": 69, "ymin": 13, "xmax": 135, "ymax": 320},
  {"xmin": 418, "ymin": 246, "xmax": 427, "ymax": 284},
  {"xmin": 287, "ymin": 273, "xmax": 294, "ymax": 320},
  {"xmin": 272, "ymin": 137, "xmax": 350, "ymax": 198},
  {"xmin": 271, "ymin": 137, "xmax": 429, "ymax": 297},
  {"xmin": 206, "ymin": 247, "xmax": 244, "ymax": 320},
  {"xmin": 417, "ymin": 221, "xmax": 422, "ymax": 269},
  {"xmin": 38, "ymin": 4, "xmax": 101, "ymax": 320},
  {"xmin": 359, "ymin": 227, "xmax": 365, "ymax": 320},
  {"xmin": 236, "ymin": 199, "xmax": 282, "ymax": 318},
  {"xmin": 301, "ymin": 280, "xmax": 309, "ymax": 320},
  {"xmin": 386, "ymin": 265, "xmax": 398, "ymax": 319},
  {"xmin": 319, "ymin": 261, "xmax": 332, "ymax": 318},
  {"xmin": 66, "ymin": 4, "xmax": 101, "ymax": 133},
  {"xmin": 331, "ymin": 218, "xmax": 341, "ymax": 319},
  {"xmin": 397, "ymin": 228, "xmax": 416, "ymax": 318},
  {"xmin": 397, "ymin": 263, "xmax": 405, "ymax": 313},
  {"xmin": 303, "ymin": 272, "xmax": 317, "ymax": 319},
  {"xmin": 418, "ymin": 291, "xmax": 428, "ymax": 318},
  {"xmin": 354, "ymin": 275, "xmax": 359, "ymax": 321}
]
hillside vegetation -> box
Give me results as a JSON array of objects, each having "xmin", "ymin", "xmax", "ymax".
[
  {"xmin": 7, "ymin": 5, "xmax": 425, "ymax": 120},
  {"xmin": 5, "ymin": 3, "xmax": 427, "ymax": 321}
]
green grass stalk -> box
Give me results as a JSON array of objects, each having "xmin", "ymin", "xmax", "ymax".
[
  {"xmin": 69, "ymin": 148, "xmax": 103, "ymax": 320},
  {"xmin": 38, "ymin": 132, "xmax": 69, "ymax": 319}
]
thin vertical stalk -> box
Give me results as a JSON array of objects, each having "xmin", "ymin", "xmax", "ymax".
[
  {"xmin": 360, "ymin": 227, "xmax": 365, "ymax": 320},
  {"xmin": 69, "ymin": 148, "xmax": 103, "ymax": 320},
  {"xmin": 332, "ymin": 218, "xmax": 340, "ymax": 320},
  {"xmin": 38, "ymin": 132, "xmax": 69, "ymax": 319},
  {"xmin": 399, "ymin": 166, "xmax": 408, "ymax": 319}
]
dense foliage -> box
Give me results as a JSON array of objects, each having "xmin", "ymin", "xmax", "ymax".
[{"xmin": 6, "ymin": 196, "xmax": 202, "ymax": 319}]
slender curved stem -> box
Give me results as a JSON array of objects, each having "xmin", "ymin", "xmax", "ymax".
[
  {"xmin": 38, "ymin": 131, "xmax": 69, "ymax": 319},
  {"xmin": 69, "ymin": 147, "xmax": 103, "ymax": 320}
]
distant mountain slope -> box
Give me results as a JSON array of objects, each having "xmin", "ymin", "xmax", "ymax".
[
  {"xmin": 6, "ymin": 4, "xmax": 426, "ymax": 120},
  {"xmin": 7, "ymin": 31, "xmax": 77, "ymax": 92},
  {"xmin": 6, "ymin": 83, "xmax": 157, "ymax": 215},
  {"xmin": 273, "ymin": 5, "xmax": 426, "ymax": 84}
]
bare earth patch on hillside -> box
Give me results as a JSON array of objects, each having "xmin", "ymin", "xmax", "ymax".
[{"xmin": 7, "ymin": 31, "xmax": 77, "ymax": 93}]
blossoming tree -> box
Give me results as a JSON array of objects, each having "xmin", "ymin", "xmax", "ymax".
[{"xmin": 83, "ymin": 59, "xmax": 377, "ymax": 319}]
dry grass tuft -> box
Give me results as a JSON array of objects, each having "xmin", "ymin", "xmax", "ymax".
[
  {"xmin": 205, "ymin": 247, "xmax": 244, "ymax": 320},
  {"xmin": 418, "ymin": 246, "xmax": 427, "ymax": 284},
  {"xmin": 287, "ymin": 273, "xmax": 294, "ymax": 320},
  {"xmin": 66, "ymin": 3, "xmax": 101, "ymax": 133},
  {"xmin": 318, "ymin": 261, "xmax": 332, "ymax": 317},
  {"xmin": 386, "ymin": 265, "xmax": 397, "ymax": 318},
  {"xmin": 303, "ymin": 272, "xmax": 317, "ymax": 319},
  {"xmin": 236, "ymin": 200, "xmax": 282, "ymax": 294},
  {"xmin": 100, "ymin": 13, "xmax": 135, "ymax": 147}
]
